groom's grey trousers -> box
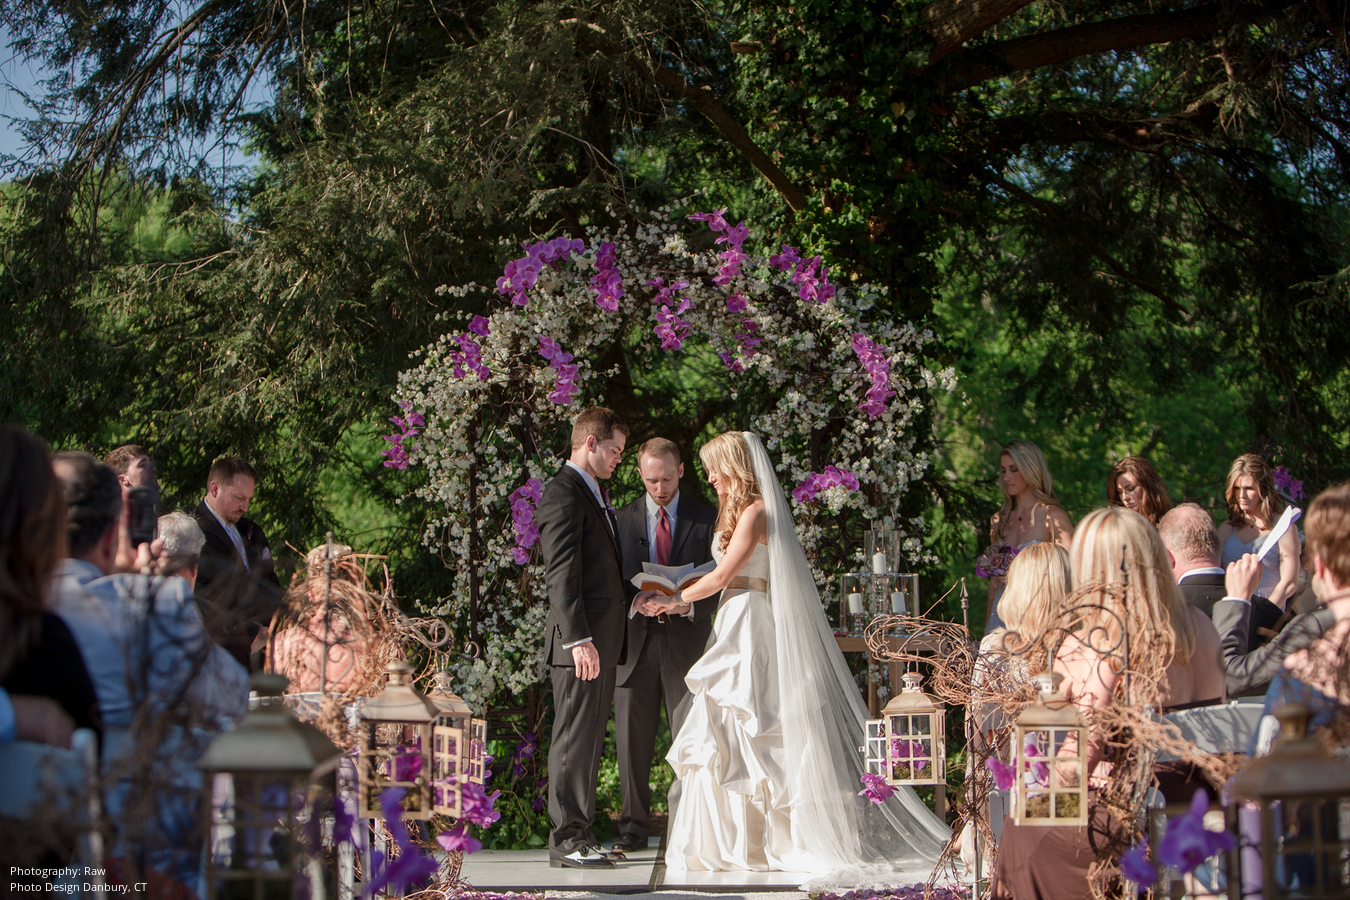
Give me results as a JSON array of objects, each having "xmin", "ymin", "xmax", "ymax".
[{"xmin": 548, "ymin": 664, "xmax": 617, "ymax": 855}]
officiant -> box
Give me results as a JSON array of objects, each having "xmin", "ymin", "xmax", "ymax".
[{"xmin": 612, "ymin": 437, "xmax": 717, "ymax": 853}]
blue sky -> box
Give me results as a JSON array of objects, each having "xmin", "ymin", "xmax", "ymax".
[{"xmin": 1, "ymin": 23, "xmax": 259, "ymax": 174}]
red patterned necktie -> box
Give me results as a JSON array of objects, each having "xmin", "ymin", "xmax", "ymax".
[{"xmin": 655, "ymin": 507, "xmax": 672, "ymax": 566}]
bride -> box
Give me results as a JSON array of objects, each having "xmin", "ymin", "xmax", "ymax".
[{"xmin": 635, "ymin": 431, "xmax": 948, "ymax": 880}]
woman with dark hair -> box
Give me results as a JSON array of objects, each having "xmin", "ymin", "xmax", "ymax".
[
  {"xmin": 1106, "ymin": 456, "xmax": 1172, "ymax": 526},
  {"xmin": 0, "ymin": 425, "xmax": 100, "ymax": 746},
  {"xmin": 1218, "ymin": 453, "xmax": 1301, "ymax": 609}
]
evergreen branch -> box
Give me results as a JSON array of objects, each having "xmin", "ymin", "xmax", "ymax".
[{"xmin": 987, "ymin": 171, "xmax": 1191, "ymax": 316}]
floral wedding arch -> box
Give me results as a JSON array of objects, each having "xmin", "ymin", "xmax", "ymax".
[{"xmin": 386, "ymin": 205, "xmax": 956, "ymax": 706}]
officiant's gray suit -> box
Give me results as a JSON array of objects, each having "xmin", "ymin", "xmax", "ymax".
[
  {"xmin": 538, "ymin": 463, "xmax": 628, "ymax": 859},
  {"xmin": 614, "ymin": 491, "xmax": 717, "ymax": 843}
]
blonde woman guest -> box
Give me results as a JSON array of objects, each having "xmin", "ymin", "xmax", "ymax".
[
  {"xmin": 636, "ymin": 432, "xmax": 948, "ymax": 877},
  {"xmin": 984, "ymin": 440, "xmax": 1074, "ymax": 632},
  {"xmin": 991, "ymin": 507, "xmax": 1225, "ymax": 900},
  {"xmin": 1217, "ymin": 454, "xmax": 1301, "ymax": 610},
  {"xmin": 973, "ymin": 543, "xmax": 1072, "ymax": 762},
  {"xmin": 1106, "ymin": 456, "xmax": 1172, "ymax": 526}
]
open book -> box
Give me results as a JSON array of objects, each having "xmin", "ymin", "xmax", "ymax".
[{"xmin": 631, "ymin": 560, "xmax": 716, "ymax": 596}]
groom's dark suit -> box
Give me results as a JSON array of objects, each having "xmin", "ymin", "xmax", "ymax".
[
  {"xmin": 614, "ymin": 492, "xmax": 717, "ymax": 843},
  {"xmin": 537, "ymin": 463, "xmax": 628, "ymax": 858}
]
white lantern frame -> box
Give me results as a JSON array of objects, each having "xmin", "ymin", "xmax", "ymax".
[
  {"xmin": 425, "ymin": 671, "xmax": 488, "ymax": 819},
  {"xmin": 865, "ymin": 671, "xmax": 946, "ymax": 786},
  {"xmin": 1011, "ymin": 671, "xmax": 1088, "ymax": 828}
]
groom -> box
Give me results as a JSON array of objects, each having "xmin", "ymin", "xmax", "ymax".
[
  {"xmin": 612, "ymin": 438, "xmax": 717, "ymax": 852},
  {"xmin": 537, "ymin": 406, "xmax": 629, "ymax": 869}
]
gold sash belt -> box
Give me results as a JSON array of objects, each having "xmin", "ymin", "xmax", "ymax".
[{"xmin": 726, "ymin": 576, "xmax": 768, "ymax": 593}]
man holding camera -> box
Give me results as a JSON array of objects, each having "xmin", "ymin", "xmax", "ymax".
[{"xmin": 192, "ymin": 457, "xmax": 282, "ymax": 669}]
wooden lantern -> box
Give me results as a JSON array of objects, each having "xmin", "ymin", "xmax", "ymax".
[
  {"xmin": 425, "ymin": 671, "xmax": 488, "ymax": 818},
  {"xmin": 198, "ymin": 673, "xmax": 341, "ymax": 900},
  {"xmin": 1012, "ymin": 672, "xmax": 1088, "ymax": 827},
  {"xmin": 1231, "ymin": 703, "xmax": 1350, "ymax": 898},
  {"xmin": 866, "ymin": 671, "xmax": 946, "ymax": 786},
  {"xmin": 357, "ymin": 657, "xmax": 438, "ymax": 819}
]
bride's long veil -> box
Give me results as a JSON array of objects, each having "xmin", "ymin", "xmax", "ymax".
[{"xmin": 744, "ymin": 432, "xmax": 949, "ymax": 883}]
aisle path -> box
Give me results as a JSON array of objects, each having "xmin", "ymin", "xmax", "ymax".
[{"xmin": 458, "ymin": 845, "xmax": 815, "ymax": 893}]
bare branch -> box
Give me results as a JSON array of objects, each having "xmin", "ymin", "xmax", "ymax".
[
  {"xmin": 942, "ymin": 0, "xmax": 1300, "ymax": 87},
  {"xmin": 922, "ymin": 0, "xmax": 1038, "ymax": 64},
  {"xmin": 642, "ymin": 62, "xmax": 809, "ymax": 211}
]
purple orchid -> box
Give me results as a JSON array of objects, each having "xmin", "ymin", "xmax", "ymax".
[
  {"xmin": 726, "ymin": 293, "xmax": 748, "ymax": 313},
  {"xmin": 590, "ymin": 241, "xmax": 624, "ymax": 311},
  {"xmin": 689, "ymin": 210, "xmax": 750, "ymax": 285},
  {"xmin": 1022, "ymin": 733, "xmax": 1050, "ymax": 787},
  {"xmin": 437, "ymin": 826, "xmax": 483, "ymax": 855},
  {"xmin": 362, "ymin": 788, "xmax": 439, "ymax": 899},
  {"xmin": 986, "ymin": 757, "xmax": 1016, "ymax": 791},
  {"xmin": 507, "ymin": 478, "xmax": 545, "ymax": 564},
  {"xmin": 459, "ymin": 781, "xmax": 502, "ymax": 828},
  {"xmin": 382, "ymin": 401, "xmax": 425, "ymax": 470},
  {"xmin": 1273, "ymin": 465, "xmax": 1305, "ymax": 501},
  {"xmin": 392, "ymin": 744, "xmax": 423, "ymax": 783},
  {"xmin": 792, "ymin": 465, "xmax": 862, "ymax": 503},
  {"xmin": 468, "ymin": 315, "xmax": 491, "ymax": 337},
  {"xmin": 769, "ymin": 244, "xmax": 801, "ymax": 272},
  {"xmin": 1121, "ymin": 840, "xmax": 1157, "ymax": 888},
  {"xmin": 496, "ymin": 236, "xmax": 585, "ymax": 307},
  {"xmin": 852, "ymin": 334, "xmax": 895, "ymax": 419},
  {"xmin": 538, "ymin": 335, "xmax": 580, "ymax": 404},
  {"xmin": 1157, "ymin": 789, "xmax": 1236, "ymax": 875},
  {"xmin": 858, "ymin": 771, "xmax": 897, "ymax": 804}
]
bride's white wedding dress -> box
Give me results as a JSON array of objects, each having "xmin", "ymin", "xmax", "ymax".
[{"xmin": 663, "ymin": 433, "xmax": 950, "ymax": 885}]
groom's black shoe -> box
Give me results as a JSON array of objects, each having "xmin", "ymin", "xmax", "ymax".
[
  {"xmin": 550, "ymin": 846, "xmax": 617, "ymax": 869},
  {"xmin": 611, "ymin": 834, "xmax": 648, "ymax": 853}
]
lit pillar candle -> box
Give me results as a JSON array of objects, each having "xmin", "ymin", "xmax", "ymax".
[
  {"xmin": 872, "ymin": 551, "xmax": 888, "ymax": 574},
  {"xmin": 891, "ymin": 591, "xmax": 906, "ymax": 614},
  {"xmin": 848, "ymin": 592, "xmax": 864, "ymax": 614}
]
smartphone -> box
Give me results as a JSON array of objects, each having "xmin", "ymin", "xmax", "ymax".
[{"xmin": 128, "ymin": 485, "xmax": 159, "ymax": 547}]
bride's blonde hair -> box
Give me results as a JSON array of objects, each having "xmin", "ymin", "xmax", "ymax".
[{"xmin": 698, "ymin": 432, "xmax": 760, "ymax": 551}]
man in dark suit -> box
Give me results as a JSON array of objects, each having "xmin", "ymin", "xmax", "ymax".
[
  {"xmin": 537, "ymin": 407, "xmax": 629, "ymax": 869},
  {"xmin": 1160, "ymin": 503, "xmax": 1334, "ymax": 696},
  {"xmin": 611, "ymin": 438, "xmax": 717, "ymax": 853},
  {"xmin": 192, "ymin": 456, "xmax": 282, "ymax": 669}
]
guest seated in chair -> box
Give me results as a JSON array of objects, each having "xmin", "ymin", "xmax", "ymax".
[
  {"xmin": 1257, "ymin": 480, "xmax": 1350, "ymax": 741},
  {"xmin": 1161, "ymin": 503, "xmax": 1337, "ymax": 697},
  {"xmin": 0, "ymin": 426, "xmax": 101, "ymax": 748}
]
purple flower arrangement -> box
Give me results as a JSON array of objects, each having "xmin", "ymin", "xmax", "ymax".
[
  {"xmin": 852, "ymin": 333, "xmax": 895, "ymax": 419},
  {"xmin": 508, "ymin": 478, "xmax": 544, "ymax": 564},
  {"xmin": 974, "ymin": 543, "xmax": 1020, "ymax": 579},
  {"xmin": 792, "ymin": 465, "xmax": 861, "ymax": 503},
  {"xmin": 688, "ymin": 209, "xmax": 750, "ymax": 285},
  {"xmin": 382, "ymin": 401, "xmax": 424, "ymax": 470},
  {"xmin": 590, "ymin": 241, "xmax": 623, "ymax": 311},
  {"xmin": 496, "ymin": 237, "xmax": 585, "ymax": 307},
  {"xmin": 1273, "ymin": 464, "xmax": 1305, "ymax": 501},
  {"xmin": 768, "ymin": 244, "xmax": 837, "ymax": 303},
  {"xmin": 538, "ymin": 335, "xmax": 580, "ymax": 405}
]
